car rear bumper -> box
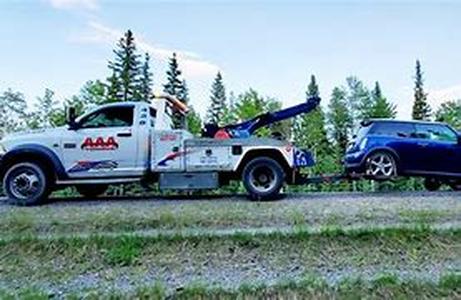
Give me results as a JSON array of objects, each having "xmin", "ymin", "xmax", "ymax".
[{"xmin": 343, "ymin": 151, "xmax": 366, "ymax": 175}]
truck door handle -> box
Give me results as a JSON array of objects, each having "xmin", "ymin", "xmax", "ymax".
[{"xmin": 117, "ymin": 131, "xmax": 132, "ymax": 137}]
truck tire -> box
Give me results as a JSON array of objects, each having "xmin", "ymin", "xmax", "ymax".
[
  {"xmin": 76, "ymin": 184, "xmax": 108, "ymax": 198},
  {"xmin": 3, "ymin": 162, "xmax": 51, "ymax": 206},
  {"xmin": 242, "ymin": 157, "xmax": 285, "ymax": 201}
]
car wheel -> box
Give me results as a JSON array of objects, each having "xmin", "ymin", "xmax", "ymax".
[
  {"xmin": 3, "ymin": 162, "xmax": 51, "ymax": 206},
  {"xmin": 424, "ymin": 177, "xmax": 441, "ymax": 191},
  {"xmin": 365, "ymin": 151, "xmax": 397, "ymax": 180},
  {"xmin": 76, "ymin": 184, "xmax": 108, "ymax": 198},
  {"xmin": 242, "ymin": 157, "xmax": 285, "ymax": 201}
]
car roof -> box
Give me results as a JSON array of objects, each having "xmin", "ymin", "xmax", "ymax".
[{"xmin": 363, "ymin": 119, "xmax": 448, "ymax": 127}]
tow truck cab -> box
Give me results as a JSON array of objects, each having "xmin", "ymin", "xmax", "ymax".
[{"xmin": 0, "ymin": 96, "xmax": 316, "ymax": 205}]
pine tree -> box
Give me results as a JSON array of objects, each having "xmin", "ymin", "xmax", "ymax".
[
  {"xmin": 139, "ymin": 52, "xmax": 153, "ymax": 102},
  {"xmin": 345, "ymin": 76, "xmax": 372, "ymax": 124},
  {"xmin": 206, "ymin": 72, "xmax": 227, "ymax": 125},
  {"xmin": 294, "ymin": 75, "xmax": 330, "ymax": 160},
  {"xmin": 108, "ymin": 29, "xmax": 141, "ymax": 102},
  {"xmin": 163, "ymin": 53, "xmax": 183, "ymax": 97},
  {"xmin": 412, "ymin": 59, "xmax": 431, "ymax": 120},
  {"xmin": 370, "ymin": 82, "xmax": 397, "ymax": 118},
  {"xmin": 106, "ymin": 71, "xmax": 120, "ymax": 103},
  {"xmin": 163, "ymin": 53, "xmax": 186, "ymax": 128},
  {"xmin": 327, "ymin": 87, "xmax": 352, "ymax": 156}
]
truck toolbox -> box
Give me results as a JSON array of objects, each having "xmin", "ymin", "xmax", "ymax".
[{"xmin": 159, "ymin": 172, "xmax": 219, "ymax": 190}]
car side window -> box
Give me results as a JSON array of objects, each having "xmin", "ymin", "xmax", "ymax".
[
  {"xmin": 79, "ymin": 106, "xmax": 134, "ymax": 129},
  {"xmin": 371, "ymin": 122, "xmax": 414, "ymax": 138},
  {"xmin": 414, "ymin": 124, "xmax": 457, "ymax": 143}
]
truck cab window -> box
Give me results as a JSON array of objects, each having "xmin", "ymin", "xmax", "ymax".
[
  {"xmin": 150, "ymin": 107, "xmax": 157, "ymax": 127},
  {"xmin": 79, "ymin": 106, "xmax": 134, "ymax": 129}
]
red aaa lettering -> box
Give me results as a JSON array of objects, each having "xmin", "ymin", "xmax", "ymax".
[{"xmin": 81, "ymin": 137, "xmax": 119, "ymax": 150}]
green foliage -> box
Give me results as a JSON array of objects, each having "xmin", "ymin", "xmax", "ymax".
[
  {"xmin": 412, "ymin": 59, "xmax": 431, "ymax": 120},
  {"xmin": 327, "ymin": 87, "xmax": 352, "ymax": 156},
  {"xmin": 163, "ymin": 53, "xmax": 189, "ymax": 128},
  {"xmin": 232, "ymin": 89, "xmax": 290, "ymax": 138},
  {"xmin": 187, "ymin": 107, "xmax": 203, "ymax": 136},
  {"xmin": 0, "ymin": 89, "xmax": 28, "ymax": 137},
  {"xmin": 346, "ymin": 76, "xmax": 372, "ymax": 124},
  {"xmin": 435, "ymin": 99, "xmax": 461, "ymax": 129},
  {"xmin": 370, "ymin": 81, "xmax": 397, "ymax": 119},
  {"xmin": 28, "ymin": 89, "xmax": 62, "ymax": 129},
  {"xmin": 206, "ymin": 71, "xmax": 227, "ymax": 125},
  {"xmin": 139, "ymin": 52, "xmax": 153, "ymax": 102},
  {"xmin": 108, "ymin": 29, "xmax": 142, "ymax": 102}
]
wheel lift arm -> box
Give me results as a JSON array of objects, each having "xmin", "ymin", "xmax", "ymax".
[{"xmin": 204, "ymin": 96, "xmax": 321, "ymax": 138}]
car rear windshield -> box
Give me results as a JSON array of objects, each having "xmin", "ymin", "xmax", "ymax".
[{"xmin": 369, "ymin": 122, "xmax": 414, "ymax": 138}]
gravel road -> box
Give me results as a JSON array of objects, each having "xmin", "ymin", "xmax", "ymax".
[{"xmin": 0, "ymin": 191, "xmax": 459, "ymax": 297}]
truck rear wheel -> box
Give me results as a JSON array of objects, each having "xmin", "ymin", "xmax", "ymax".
[
  {"xmin": 242, "ymin": 157, "xmax": 285, "ymax": 201},
  {"xmin": 76, "ymin": 184, "xmax": 108, "ymax": 198},
  {"xmin": 3, "ymin": 162, "xmax": 51, "ymax": 206}
]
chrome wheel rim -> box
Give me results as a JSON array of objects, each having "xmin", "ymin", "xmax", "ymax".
[
  {"xmin": 9, "ymin": 168, "xmax": 43, "ymax": 200},
  {"xmin": 249, "ymin": 165, "xmax": 277, "ymax": 193},
  {"xmin": 367, "ymin": 154, "xmax": 395, "ymax": 177}
]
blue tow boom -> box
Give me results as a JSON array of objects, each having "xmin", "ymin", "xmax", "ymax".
[{"xmin": 203, "ymin": 96, "xmax": 321, "ymax": 138}]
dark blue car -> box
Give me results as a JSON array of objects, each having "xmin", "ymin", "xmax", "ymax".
[{"xmin": 344, "ymin": 119, "xmax": 461, "ymax": 191}]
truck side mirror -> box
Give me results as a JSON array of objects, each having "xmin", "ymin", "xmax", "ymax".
[{"xmin": 66, "ymin": 106, "xmax": 77, "ymax": 129}]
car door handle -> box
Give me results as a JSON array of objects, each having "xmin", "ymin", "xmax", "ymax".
[{"xmin": 117, "ymin": 131, "xmax": 132, "ymax": 137}]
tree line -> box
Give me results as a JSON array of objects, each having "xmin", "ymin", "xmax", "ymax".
[{"xmin": 1, "ymin": 30, "xmax": 459, "ymax": 192}]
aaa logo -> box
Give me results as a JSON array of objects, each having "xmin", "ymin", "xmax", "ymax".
[{"xmin": 81, "ymin": 137, "xmax": 119, "ymax": 150}]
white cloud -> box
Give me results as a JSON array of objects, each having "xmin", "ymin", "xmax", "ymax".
[
  {"xmin": 428, "ymin": 84, "xmax": 461, "ymax": 108},
  {"xmin": 47, "ymin": 0, "xmax": 98, "ymax": 10},
  {"xmin": 71, "ymin": 21, "xmax": 220, "ymax": 79}
]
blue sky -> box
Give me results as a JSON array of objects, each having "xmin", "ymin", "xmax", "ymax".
[{"xmin": 1, "ymin": 0, "xmax": 461, "ymax": 118}]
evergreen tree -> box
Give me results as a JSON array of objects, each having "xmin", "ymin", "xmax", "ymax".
[
  {"xmin": 163, "ymin": 53, "xmax": 185, "ymax": 128},
  {"xmin": 327, "ymin": 87, "xmax": 352, "ymax": 156},
  {"xmin": 435, "ymin": 99, "xmax": 461, "ymax": 129},
  {"xmin": 206, "ymin": 72, "xmax": 227, "ymax": 125},
  {"xmin": 139, "ymin": 52, "xmax": 153, "ymax": 102},
  {"xmin": 345, "ymin": 76, "xmax": 372, "ymax": 125},
  {"xmin": 370, "ymin": 82, "xmax": 397, "ymax": 118},
  {"xmin": 294, "ymin": 75, "xmax": 330, "ymax": 162},
  {"xmin": 106, "ymin": 71, "xmax": 121, "ymax": 103},
  {"xmin": 108, "ymin": 29, "xmax": 141, "ymax": 102},
  {"xmin": 412, "ymin": 59, "xmax": 431, "ymax": 120}
]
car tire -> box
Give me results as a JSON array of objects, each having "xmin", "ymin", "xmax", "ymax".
[
  {"xmin": 242, "ymin": 157, "xmax": 285, "ymax": 201},
  {"xmin": 365, "ymin": 151, "xmax": 397, "ymax": 181},
  {"xmin": 76, "ymin": 184, "xmax": 108, "ymax": 198},
  {"xmin": 3, "ymin": 162, "xmax": 51, "ymax": 206},
  {"xmin": 424, "ymin": 177, "xmax": 441, "ymax": 191}
]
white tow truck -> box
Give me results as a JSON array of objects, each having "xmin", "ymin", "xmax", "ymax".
[{"xmin": 0, "ymin": 95, "xmax": 319, "ymax": 205}]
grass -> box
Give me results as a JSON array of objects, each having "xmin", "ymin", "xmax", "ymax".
[
  {"xmin": 1, "ymin": 273, "xmax": 460, "ymax": 299},
  {"xmin": 0, "ymin": 226, "xmax": 459, "ymax": 284},
  {"xmin": 0, "ymin": 198, "xmax": 459, "ymax": 237}
]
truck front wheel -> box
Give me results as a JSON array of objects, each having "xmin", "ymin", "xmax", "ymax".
[
  {"xmin": 3, "ymin": 162, "xmax": 51, "ymax": 206},
  {"xmin": 242, "ymin": 157, "xmax": 285, "ymax": 201},
  {"xmin": 76, "ymin": 184, "xmax": 108, "ymax": 198}
]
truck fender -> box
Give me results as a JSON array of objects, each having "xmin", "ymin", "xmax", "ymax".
[
  {"xmin": 1, "ymin": 144, "xmax": 67, "ymax": 180},
  {"xmin": 235, "ymin": 148, "xmax": 293, "ymax": 179}
]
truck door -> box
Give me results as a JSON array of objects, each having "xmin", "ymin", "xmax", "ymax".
[{"xmin": 61, "ymin": 105, "xmax": 141, "ymax": 178}]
